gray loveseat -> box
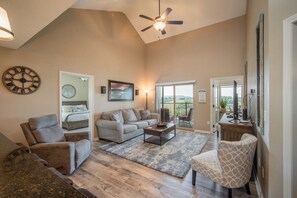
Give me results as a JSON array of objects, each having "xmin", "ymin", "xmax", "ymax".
[{"xmin": 96, "ymin": 107, "xmax": 160, "ymax": 143}]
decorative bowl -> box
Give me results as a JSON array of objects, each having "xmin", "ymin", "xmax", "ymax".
[{"xmin": 157, "ymin": 122, "xmax": 168, "ymax": 127}]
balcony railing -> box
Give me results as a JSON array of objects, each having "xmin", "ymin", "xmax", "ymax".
[{"xmin": 161, "ymin": 102, "xmax": 193, "ymax": 117}]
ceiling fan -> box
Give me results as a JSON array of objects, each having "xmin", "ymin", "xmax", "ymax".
[{"xmin": 139, "ymin": 0, "xmax": 183, "ymax": 35}]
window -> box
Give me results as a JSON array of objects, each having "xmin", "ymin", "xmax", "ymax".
[
  {"xmin": 156, "ymin": 82, "xmax": 194, "ymax": 128},
  {"xmin": 220, "ymin": 85, "xmax": 242, "ymax": 112}
]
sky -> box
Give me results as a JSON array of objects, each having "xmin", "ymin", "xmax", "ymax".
[
  {"xmin": 221, "ymin": 86, "xmax": 242, "ymax": 97},
  {"xmin": 163, "ymin": 85, "xmax": 193, "ymax": 97}
]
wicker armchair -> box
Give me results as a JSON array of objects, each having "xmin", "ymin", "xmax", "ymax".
[{"xmin": 191, "ymin": 133, "xmax": 257, "ymax": 198}]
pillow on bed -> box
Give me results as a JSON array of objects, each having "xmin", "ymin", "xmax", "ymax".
[
  {"xmin": 74, "ymin": 105, "xmax": 88, "ymax": 112},
  {"xmin": 62, "ymin": 106, "xmax": 75, "ymax": 112}
]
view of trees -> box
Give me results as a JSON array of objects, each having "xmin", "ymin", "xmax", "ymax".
[
  {"xmin": 220, "ymin": 96, "xmax": 242, "ymax": 111},
  {"xmin": 162, "ymin": 95, "xmax": 193, "ymax": 116}
]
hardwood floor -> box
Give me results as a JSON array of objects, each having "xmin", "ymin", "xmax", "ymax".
[{"xmin": 69, "ymin": 132, "xmax": 259, "ymax": 198}]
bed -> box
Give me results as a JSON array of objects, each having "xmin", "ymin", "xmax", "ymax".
[{"xmin": 62, "ymin": 101, "xmax": 89, "ymax": 131}]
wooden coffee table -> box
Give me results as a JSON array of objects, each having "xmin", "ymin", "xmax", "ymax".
[{"xmin": 143, "ymin": 123, "xmax": 176, "ymax": 146}]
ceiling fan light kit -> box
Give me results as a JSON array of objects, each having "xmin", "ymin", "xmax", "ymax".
[
  {"xmin": 139, "ymin": 0, "xmax": 183, "ymax": 35},
  {"xmin": 0, "ymin": 7, "xmax": 14, "ymax": 41},
  {"xmin": 153, "ymin": 21, "xmax": 166, "ymax": 31}
]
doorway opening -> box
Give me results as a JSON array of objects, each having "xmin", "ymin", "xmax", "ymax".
[
  {"xmin": 59, "ymin": 71, "xmax": 94, "ymax": 141},
  {"xmin": 210, "ymin": 76, "xmax": 243, "ymax": 132},
  {"xmin": 155, "ymin": 81, "xmax": 195, "ymax": 129}
]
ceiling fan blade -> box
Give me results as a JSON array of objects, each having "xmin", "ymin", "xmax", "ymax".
[
  {"xmin": 141, "ymin": 25, "xmax": 154, "ymax": 32},
  {"xmin": 139, "ymin": 15, "xmax": 154, "ymax": 21},
  {"xmin": 161, "ymin": 8, "xmax": 172, "ymax": 20},
  {"xmin": 166, "ymin": 21, "xmax": 183, "ymax": 25},
  {"xmin": 161, "ymin": 29, "xmax": 166, "ymax": 35}
]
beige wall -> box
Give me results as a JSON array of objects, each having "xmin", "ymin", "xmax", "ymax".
[
  {"xmin": 61, "ymin": 74, "xmax": 88, "ymax": 102},
  {"xmin": 146, "ymin": 16, "xmax": 246, "ymax": 131},
  {"xmin": 0, "ymin": 9, "xmax": 146, "ymax": 144},
  {"xmin": 245, "ymin": 0, "xmax": 269, "ymax": 197},
  {"xmin": 247, "ymin": 0, "xmax": 297, "ymax": 197}
]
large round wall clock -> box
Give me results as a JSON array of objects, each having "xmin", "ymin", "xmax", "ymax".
[{"xmin": 2, "ymin": 66, "xmax": 41, "ymax": 95}]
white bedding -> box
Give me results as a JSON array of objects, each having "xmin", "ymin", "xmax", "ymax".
[{"xmin": 62, "ymin": 111, "xmax": 89, "ymax": 122}]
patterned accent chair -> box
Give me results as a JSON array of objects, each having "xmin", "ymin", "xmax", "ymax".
[
  {"xmin": 191, "ymin": 133, "xmax": 257, "ymax": 198},
  {"xmin": 20, "ymin": 114, "xmax": 91, "ymax": 175}
]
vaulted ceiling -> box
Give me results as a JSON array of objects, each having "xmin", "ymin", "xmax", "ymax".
[{"xmin": 0, "ymin": 0, "xmax": 246, "ymax": 49}]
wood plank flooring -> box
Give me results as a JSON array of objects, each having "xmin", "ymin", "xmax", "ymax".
[{"xmin": 69, "ymin": 131, "xmax": 259, "ymax": 198}]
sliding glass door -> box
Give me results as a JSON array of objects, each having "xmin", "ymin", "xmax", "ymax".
[{"xmin": 156, "ymin": 83, "xmax": 194, "ymax": 128}]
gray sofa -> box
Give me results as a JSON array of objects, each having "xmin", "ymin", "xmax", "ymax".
[{"xmin": 96, "ymin": 107, "xmax": 160, "ymax": 143}]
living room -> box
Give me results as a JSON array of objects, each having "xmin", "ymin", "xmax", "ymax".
[{"xmin": 0, "ymin": 0, "xmax": 297, "ymax": 198}]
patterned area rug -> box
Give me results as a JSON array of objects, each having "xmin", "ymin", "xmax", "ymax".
[{"xmin": 100, "ymin": 130, "xmax": 208, "ymax": 178}]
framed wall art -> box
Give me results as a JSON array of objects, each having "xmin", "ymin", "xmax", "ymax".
[
  {"xmin": 256, "ymin": 13, "xmax": 264, "ymax": 135},
  {"xmin": 108, "ymin": 80, "xmax": 134, "ymax": 101},
  {"xmin": 62, "ymin": 84, "xmax": 76, "ymax": 99}
]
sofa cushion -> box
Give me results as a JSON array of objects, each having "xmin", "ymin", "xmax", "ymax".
[
  {"xmin": 133, "ymin": 107, "xmax": 144, "ymax": 121},
  {"xmin": 29, "ymin": 114, "xmax": 59, "ymax": 130},
  {"xmin": 32, "ymin": 125, "xmax": 66, "ymax": 143},
  {"xmin": 29, "ymin": 114, "xmax": 65, "ymax": 143},
  {"xmin": 122, "ymin": 109, "xmax": 138, "ymax": 123},
  {"xmin": 110, "ymin": 111, "xmax": 124, "ymax": 124},
  {"xmin": 123, "ymin": 124, "xmax": 138, "ymax": 134},
  {"xmin": 127, "ymin": 121, "xmax": 148, "ymax": 129},
  {"xmin": 75, "ymin": 139, "xmax": 91, "ymax": 167},
  {"xmin": 140, "ymin": 110, "xmax": 152, "ymax": 120},
  {"xmin": 146, "ymin": 119, "xmax": 158, "ymax": 126}
]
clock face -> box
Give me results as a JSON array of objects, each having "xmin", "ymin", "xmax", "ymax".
[
  {"xmin": 62, "ymin": 84, "xmax": 76, "ymax": 99},
  {"xmin": 2, "ymin": 66, "xmax": 41, "ymax": 95}
]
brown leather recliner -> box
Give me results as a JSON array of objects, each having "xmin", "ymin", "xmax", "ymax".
[{"xmin": 20, "ymin": 114, "xmax": 91, "ymax": 175}]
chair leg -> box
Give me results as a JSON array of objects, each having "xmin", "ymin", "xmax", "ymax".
[
  {"xmin": 245, "ymin": 182, "xmax": 251, "ymax": 195},
  {"xmin": 228, "ymin": 188, "xmax": 232, "ymax": 198},
  {"xmin": 192, "ymin": 170, "xmax": 196, "ymax": 186}
]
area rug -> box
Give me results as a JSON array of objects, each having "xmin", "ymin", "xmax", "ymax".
[{"xmin": 100, "ymin": 130, "xmax": 208, "ymax": 178}]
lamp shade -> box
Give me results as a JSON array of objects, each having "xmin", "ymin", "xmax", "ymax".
[{"xmin": 0, "ymin": 7, "xmax": 14, "ymax": 40}]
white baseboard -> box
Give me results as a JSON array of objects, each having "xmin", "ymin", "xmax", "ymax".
[
  {"xmin": 194, "ymin": 129, "xmax": 212, "ymax": 134},
  {"xmin": 253, "ymin": 170, "xmax": 264, "ymax": 198}
]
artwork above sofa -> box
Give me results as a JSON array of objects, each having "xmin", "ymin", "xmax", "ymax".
[{"xmin": 96, "ymin": 107, "xmax": 160, "ymax": 143}]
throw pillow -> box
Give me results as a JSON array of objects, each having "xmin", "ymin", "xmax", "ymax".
[
  {"xmin": 110, "ymin": 111, "xmax": 124, "ymax": 124},
  {"xmin": 140, "ymin": 110, "xmax": 152, "ymax": 120},
  {"xmin": 122, "ymin": 109, "xmax": 138, "ymax": 124},
  {"xmin": 133, "ymin": 108, "xmax": 143, "ymax": 121}
]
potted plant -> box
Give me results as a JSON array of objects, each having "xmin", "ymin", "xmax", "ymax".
[{"xmin": 220, "ymin": 98, "xmax": 228, "ymax": 112}]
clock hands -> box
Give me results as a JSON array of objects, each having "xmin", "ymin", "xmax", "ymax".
[{"xmin": 5, "ymin": 77, "xmax": 34, "ymax": 83}]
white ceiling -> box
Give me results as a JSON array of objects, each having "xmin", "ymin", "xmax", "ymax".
[
  {"xmin": 0, "ymin": 0, "xmax": 246, "ymax": 49},
  {"xmin": 72, "ymin": 0, "xmax": 247, "ymax": 43},
  {"xmin": 0, "ymin": 0, "xmax": 78, "ymax": 49}
]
